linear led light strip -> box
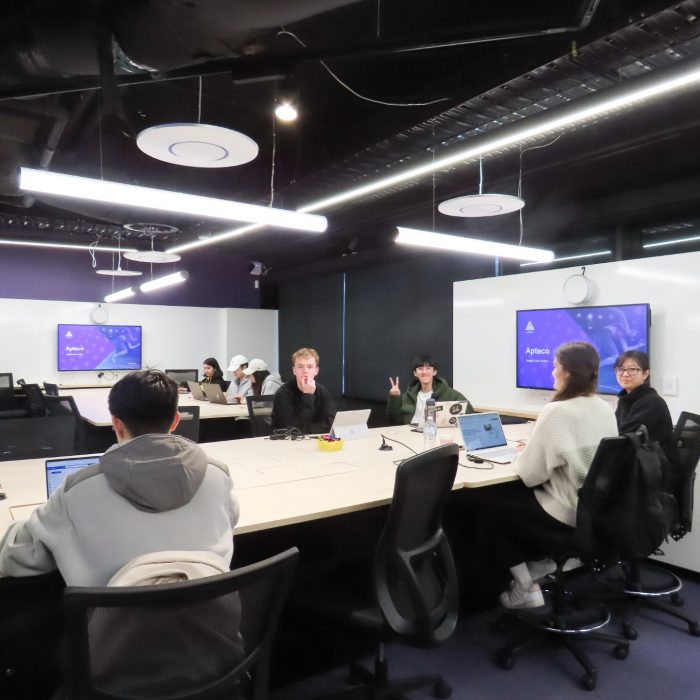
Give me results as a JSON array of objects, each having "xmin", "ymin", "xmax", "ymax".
[
  {"xmin": 169, "ymin": 58, "xmax": 700, "ymax": 255},
  {"xmin": 395, "ymin": 227, "xmax": 553, "ymax": 262},
  {"xmin": 105, "ymin": 271, "xmax": 189, "ymax": 303},
  {"xmin": 643, "ymin": 234, "xmax": 700, "ymax": 249},
  {"xmin": 520, "ymin": 250, "xmax": 612, "ymax": 267},
  {"xmin": 19, "ymin": 168, "xmax": 327, "ymax": 233},
  {"xmin": 0, "ymin": 238, "xmax": 137, "ymax": 253}
]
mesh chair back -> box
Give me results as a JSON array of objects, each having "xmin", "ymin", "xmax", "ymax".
[
  {"xmin": 22, "ymin": 383, "xmax": 47, "ymax": 417},
  {"xmin": 62, "ymin": 548, "xmax": 298, "ymax": 700},
  {"xmin": 0, "ymin": 372, "xmax": 12, "ymax": 388},
  {"xmin": 165, "ymin": 369, "xmax": 199, "ymax": 387},
  {"xmin": 44, "ymin": 395, "xmax": 84, "ymax": 453},
  {"xmin": 373, "ymin": 444, "xmax": 459, "ymax": 646},
  {"xmin": 672, "ymin": 411, "xmax": 700, "ymax": 535},
  {"xmin": 174, "ymin": 405, "xmax": 201, "ymax": 442},
  {"xmin": 246, "ymin": 395, "xmax": 276, "ymax": 437},
  {"xmin": 43, "ymin": 382, "xmax": 60, "ymax": 397},
  {"xmin": 0, "ymin": 415, "xmax": 75, "ymax": 460}
]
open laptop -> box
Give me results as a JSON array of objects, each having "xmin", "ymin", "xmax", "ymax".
[
  {"xmin": 187, "ymin": 381, "xmax": 208, "ymax": 401},
  {"xmin": 417, "ymin": 400, "xmax": 472, "ymax": 429},
  {"xmin": 201, "ymin": 382, "xmax": 237, "ymax": 405},
  {"xmin": 457, "ymin": 412, "xmax": 519, "ymax": 463},
  {"xmin": 46, "ymin": 455, "xmax": 101, "ymax": 497},
  {"xmin": 329, "ymin": 409, "xmax": 371, "ymax": 440}
]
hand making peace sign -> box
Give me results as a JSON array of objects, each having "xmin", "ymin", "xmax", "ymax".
[{"xmin": 388, "ymin": 376, "xmax": 401, "ymax": 396}]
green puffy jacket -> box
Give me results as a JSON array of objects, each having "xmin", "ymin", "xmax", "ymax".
[{"xmin": 386, "ymin": 375, "xmax": 473, "ymax": 425}]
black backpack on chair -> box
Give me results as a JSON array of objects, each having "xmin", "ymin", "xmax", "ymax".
[{"xmin": 576, "ymin": 426, "xmax": 677, "ymax": 562}]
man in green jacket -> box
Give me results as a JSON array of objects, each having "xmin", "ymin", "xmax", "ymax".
[{"xmin": 387, "ymin": 354, "xmax": 473, "ymax": 425}]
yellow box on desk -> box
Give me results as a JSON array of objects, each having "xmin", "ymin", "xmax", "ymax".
[{"xmin": 316, "ymin": 437, "xmax": 344, "ymax": 452}]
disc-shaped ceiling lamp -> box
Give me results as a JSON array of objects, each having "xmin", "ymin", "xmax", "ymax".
[
  {"xmin": 136, "ymin": 124, "xmax": 258, "ymax": 168},
  {"xmin": 122, "ymin": 223, "xmax": 181, "ymax": 263},
  {"xmin": 95, "ymin": 234, "xmax": 142, "ymax": 276}
]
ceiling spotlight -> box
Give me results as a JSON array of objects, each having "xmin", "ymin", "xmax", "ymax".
[
  {"xmin": 275, "ymin": 102, "xmax": 298, "ymax": 122},
  {"xmin": 248, "ymin": 261, "xmax": 267, "ymax": 276}
]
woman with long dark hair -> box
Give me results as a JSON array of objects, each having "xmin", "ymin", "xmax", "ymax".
[
  {"xmin": 476, "ymin": 342, "xmax": 618, "ymax": 609},
  {"xmin": 201, "ymin": 358, "xmax": 226, "ymax": 388}
]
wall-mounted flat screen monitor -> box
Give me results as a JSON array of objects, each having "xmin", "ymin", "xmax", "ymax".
[
  {"xmin": 57, "ymin": 324, "xmax": 142, "ymax": 372},
  {"xmin": 516, "ymin": 303, "xmax": 650, "ymax": 395}
]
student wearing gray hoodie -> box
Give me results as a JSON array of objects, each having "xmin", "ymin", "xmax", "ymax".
[{"xmin": 0, "ymin": 370, "xmax": 239, "ymax": 586}]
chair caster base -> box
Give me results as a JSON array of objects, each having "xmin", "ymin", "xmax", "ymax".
[{"xmin": 581, "ymin": 672, "xmax": 597, "ymax": 691}]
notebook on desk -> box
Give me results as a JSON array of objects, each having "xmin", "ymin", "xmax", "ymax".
[
  {"xmin": 201, "ymin": 383, "xmax": 237, "ymax": 405},
  {"xmin": 187, "ymin": 381, "xmax": 208, "ymax": 401},
  {"xmin": 417, "ymin": 400, "xmax": 472, "ymax": 429},
  {"xmin": 457, "ymin": 412, "xmax": 519, "ymax": 464}
]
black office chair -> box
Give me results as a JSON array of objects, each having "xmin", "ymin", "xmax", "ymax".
[
  {"xmin": 165, "ymin": 369, "xmax": 199, "ymax": 388},
  {"xmin": 61, "ymin": 547, "xmax": 298, "ymax": 700},
  {"xmin": 0, "ymin": 372, "xmax": 13, "ymax": 388},
  {"xmin": 20, "ymin": 382, "xmax": 47, "ymax": 417},
  {"xmin": 174, "ymin": 405, "xmax": 201, "ymax": 442},
  {"xmin": 0, "ymin": 415, "xmax": 75, "ymax": 460},
  {"xmin": 595, "ymin": 411, "xmax": 700, "ymax": 639},
  {"xmin": 43, "ymin": 395, "xmax": 85, "ymax": 454},
  {"xmin": 246, "ymin": 395, "xmax": 276, "ymax": 437},
  {"xmin": 43, "ymin": 382, "xmax": 60, "ymax": 397},
  {"xmin": 298, "ymin": 444, "xmax": 459, "ymax": 699},
  {"xmin": 497, "ymin": 437, "xmax": 633, "ymax": 691}
]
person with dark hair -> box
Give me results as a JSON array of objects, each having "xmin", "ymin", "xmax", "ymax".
[
  {"xmin": 201, "ymin": 357, "xmax": 227, "ymax": 389},
  {"xmin": 474, "ymin": 342, "xmax": 617, "ymax": 609},
  {"xmin": 614, "ymin": 350, "xmax": 678, "ymax": 467},
  {"xmin": 0, "ymin": 370, "xmax": 239, "ymax": 586},
  {"xmin": 242, "ymin": 358, "xmax": 283, "ymax": 396},
  {"xmin": 387, "ymin": 354, "xmax": 471, "ymax": 425}
]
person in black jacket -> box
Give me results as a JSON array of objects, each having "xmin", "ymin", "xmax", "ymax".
[
  {"xmin": 614, "ymin": 350, "xmax": 678, "ymax": 467},
  {"xmin": 271, "ymin": 347, "xmax": 337, "ymax": 434}
]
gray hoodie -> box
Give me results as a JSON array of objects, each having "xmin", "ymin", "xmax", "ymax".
[
  {"xmin": 0, "ymin": 434, "xmax": 239, "ymax": 585},
  {"xmin": 261, "ymin": 371, "xmax": 283, "ymax": 396}
]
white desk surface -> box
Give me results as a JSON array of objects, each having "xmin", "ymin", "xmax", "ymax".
[
  {"xmin": 61, "ymin": 387, "xmax": 249, "ymax": 426},
  {"xmin": 0, "ymin": 424, "xmax": 532, "ymax": 536}
]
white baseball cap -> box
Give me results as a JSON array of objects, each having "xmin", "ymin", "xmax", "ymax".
[
  {"xmin": 227, "ymin": 354, "xmax": 248, "ymax": 372},
  {"xmin": 242, "ymin": 358, "xmax": 268, "ymax": 376}
]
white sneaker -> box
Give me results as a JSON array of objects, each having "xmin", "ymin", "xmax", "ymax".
[
  {"xmin": 527, "ymin": 558, "xmax": 557, "ymax": 583},
  {"xmin": 499, "ymin": 579, "xmax": 545, "ymax": 609}
]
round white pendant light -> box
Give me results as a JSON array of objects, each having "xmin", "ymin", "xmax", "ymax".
[
  {"xmin": 136, "ymin": 123, "xmax": 258, "ymax": 168},
  {"xmin": 95, "ymin": 268, "xmax": 142, "ymax": 276},
  {"xmin": 123, "ymin": 250, "xmax": 181, "ymax": 263},
  {"xmin": 438, "ymin": 193, "xmax": 525, "ymax": 218}
]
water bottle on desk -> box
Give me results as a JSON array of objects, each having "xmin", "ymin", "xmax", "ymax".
[{"xmin": 423, "ymin": 398, "xmax": 437, "ymax": 449}]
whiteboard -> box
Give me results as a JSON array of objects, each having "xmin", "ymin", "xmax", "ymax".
[{"xmin": 453, "ymin": 250, "xmax": 700, "ymax": 571}]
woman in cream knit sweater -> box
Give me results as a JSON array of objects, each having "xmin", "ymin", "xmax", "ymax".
[{"xmin": 481, "ymin": 341, "xmax": 618, "ymax": 609}]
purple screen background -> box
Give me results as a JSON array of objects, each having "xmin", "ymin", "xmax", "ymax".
[
  {"xmin": 58, "ymin": 324, "xmax": 142, "ymax": 371},
  {"xmin": 516, "ymin": 304, "xmax": 650, "ymax": 394}
]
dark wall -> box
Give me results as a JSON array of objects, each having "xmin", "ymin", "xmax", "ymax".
[
  {"xmin": 0, "ymin": 245, "xmax": 260, "ymax": 308},
  {"xmin": 278, "ymin": 252, "xmax": 494, "ymax": 401}
]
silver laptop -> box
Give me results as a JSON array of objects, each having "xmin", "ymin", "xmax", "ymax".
[
  {"xmin": 46, "ymin": 455, "xmax": 101, "ymax": 497},
  {"xmin": 187, "ymin": 380, "xmax": 208, "ymax": 401},
  {"xmin": 457, "ymin": 412, "xmax": 519, "ymax": 463},
  {"xmin": 201, "ymin": 382, "xmax": 236, "ymax": 405},
  {"xmin": 329, "ymin": 409, "xmax": 371, "ymax": 440},
  {"xmin": 417, "ymin": 400, "xmax": 472, "ymax": 429}
]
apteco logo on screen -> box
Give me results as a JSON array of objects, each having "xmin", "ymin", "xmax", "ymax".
[
  {"xmin": 525, "ymin": 321, "xmax": 535, "ymax": 333},
  {"xmin": 525, "ymin": 347, "xmax": 550, "ymax": 355},
  {"xmin": 65, "ymin": 330, "xmax": 73, "ymax": 338}
]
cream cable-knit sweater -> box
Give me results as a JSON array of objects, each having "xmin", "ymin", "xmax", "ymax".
[{"xmin": 513, "ymin": 396, "xmax": 618, "ymax": 527}]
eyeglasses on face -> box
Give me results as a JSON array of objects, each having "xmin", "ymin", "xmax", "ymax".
[{"xmin": 615, "ymin": 367, "xmax": 643, "ymax": 376}]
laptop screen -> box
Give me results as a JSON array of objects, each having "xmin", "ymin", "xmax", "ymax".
[
  {"xmin": 457, "ymin": 413, "xmax": 508, "ymax": 451},
  {"xmin": 45, "ymin": 455, "xmax": 101, "ymax": 498}
]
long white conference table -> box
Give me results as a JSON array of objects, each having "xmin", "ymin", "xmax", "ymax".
[
  {"xmin": 61, "ymin": 387, "xmax": 249, "ymax": 426},
  {"xmin": 0, "ymin": 424, "xmax": 532, "ymax": 536}
]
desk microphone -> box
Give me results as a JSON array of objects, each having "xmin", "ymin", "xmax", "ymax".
[{"xmin": 378, "ymin": 435, "xmax": 393, "ymax": 451}]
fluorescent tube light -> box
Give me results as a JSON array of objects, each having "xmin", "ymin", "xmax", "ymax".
[
  {"xmin": 395, "ymin": 227, "xmax": 554, "ymax": 263},
  {"xmin": 643, "ymin": 234, "xmax": 700, "ymax": 249},
  {"xmin": 520, "ymin": 250, "xmax": 612, "ymax": 267},
  {"xmin": 170, "ymin": 223, "xmax": 260, "ymax": 254},
  {"xmin": 19, "ymin": 168, "xmax": 327, "ymax": 233},
  {"xmin": 104, "ymin": 287, "xmax": 135, "ymax": 303},
  {"xmin": 0, "ymin": 238, "xmax": 137, "ymax": 253},
  {"xmin": 140, "ymin": 270, "xmax": 189, "ymax": 293}
]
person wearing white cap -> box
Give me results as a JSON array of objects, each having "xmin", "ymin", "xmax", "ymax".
[
  {"xmin": 225, "ymin": 354, "xmax": 253, "ymax": 403},
  {"xmin": 242, "ymin": 359, "xmax": 283, "ymax": 397}
]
